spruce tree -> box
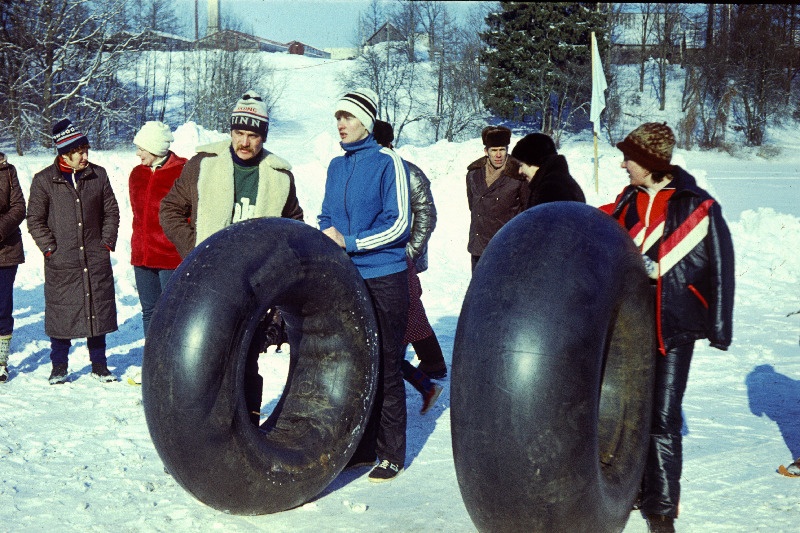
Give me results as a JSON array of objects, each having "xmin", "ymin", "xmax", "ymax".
[{"xmin": 480, "ymin": 2, "xmax": 606, "ymax": 135}]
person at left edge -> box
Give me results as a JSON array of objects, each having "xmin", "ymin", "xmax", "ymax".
[
  {"xmin": 0, "ymin": 151, "xmax": 26, "ymax": 383},
  {"xmin": 27, "ymin": 118, "xmax": 121, "ymax": 385},
  {"xmin": 160, "ymin": 90, "xmax": 304, "ymax": 426}
]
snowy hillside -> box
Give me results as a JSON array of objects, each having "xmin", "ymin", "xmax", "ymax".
[{"xmin": 2, "ymin": 52, "xmax": 800, "ymax": 532}]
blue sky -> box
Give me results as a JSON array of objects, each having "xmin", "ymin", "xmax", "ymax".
[{"xmin": 175, "ymin": 0, "xmax": 487, "ymax": 48}]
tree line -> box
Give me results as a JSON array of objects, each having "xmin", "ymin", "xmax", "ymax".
[
  {"xmin": 0, "ymin": 0, "xmax": 285, "ymax": 155},
  {"xmin": 481, "ymin": 3, "xmax": 800, "ymax": 150},
  {"xmin": 1, "ymin": 2, "xmax": 798, "ymax": 156}
]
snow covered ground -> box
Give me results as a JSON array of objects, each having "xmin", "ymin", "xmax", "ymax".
[{"xmin": 2, "ymin": 53, "xmax": 800, "ymax": 532}]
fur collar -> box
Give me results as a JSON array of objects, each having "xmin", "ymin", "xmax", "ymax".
[{"xmin": 194, "ymin": 140, "xmax": 291, "ymax": 244}]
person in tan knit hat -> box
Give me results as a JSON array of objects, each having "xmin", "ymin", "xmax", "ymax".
[
  {"xmin": 600, "ymin": 122, "xmax": 735, "ymax": 533},
  {"xmin": 616, "ymin": 121, "xmax": 676, "ymax": 173}
]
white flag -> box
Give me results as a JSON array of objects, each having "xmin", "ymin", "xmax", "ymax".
[{"xmin": 590, "ymin": 32, "xmax": 607, "ymax": 135}]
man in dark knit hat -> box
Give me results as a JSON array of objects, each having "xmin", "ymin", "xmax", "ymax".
[
  {"xmin": 600, "ymin": 122, "xmax": 735, "ymax": 533},
  {"xmin": 27, "ymin": 118, "xmax": 120, "ymax": 385},
  {"xmin": 511, "ymin": 132, "xmax": 585, "ymax": 208},
  {"xmin": 465, "ymin": 125, "xmax": 528, "ymax": 271},
  {"xmin": 160, "ymin": 90, "xmax": 304, "ymax": 427}
]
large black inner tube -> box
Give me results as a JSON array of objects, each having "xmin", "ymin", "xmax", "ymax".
[
  {"xmin": 142, "ymin": 218, "xmax": 379, "ymax": 515},
  {"xmin": 451, "ymin": 202, "xmax": 655, "ymax": 533}
]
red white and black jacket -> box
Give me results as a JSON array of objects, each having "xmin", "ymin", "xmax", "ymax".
[{"xmin": 601, "ymin": 167, "xmax": 735, "ymax": 354}]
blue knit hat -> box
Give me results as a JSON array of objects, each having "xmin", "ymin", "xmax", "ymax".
[{"xmin": 52, "ymin": 118, "xmax": 89, "ymax": 155}]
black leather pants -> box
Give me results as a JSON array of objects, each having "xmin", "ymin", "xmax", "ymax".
[{"xmin": 641, "ymin": 342, "xmax": 695, "ymax": 518}]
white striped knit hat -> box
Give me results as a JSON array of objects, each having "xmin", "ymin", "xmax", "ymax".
[
  {"xmin": 335, "ymin": 88, "xmax": 378, "ymax": 133},
  {"xmin": 52, "ymin": 118, "xmax": 89, "ymax": 155},
  {"xmin": 231, "ymin": 90, "xmax": 269, "ymax": 139}
]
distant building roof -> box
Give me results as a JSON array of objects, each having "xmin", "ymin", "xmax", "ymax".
[
  {"xmin": 105, "ymin": 29, "xmax": 195, "ymax": 51},
  {"xmin": 366, "ymin": 22, "xmax": 404, "ymax": 46},
  {"xmin": 198, "ymin": 30, "xmax": 289, "ymax": 52},
  {"xmin": 109, "ymin": 28, "xmax": 331, "ymax": 58}
]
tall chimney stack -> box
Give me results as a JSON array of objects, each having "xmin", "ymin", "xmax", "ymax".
[{"xmin": 207, "ymin": 0, "xmax": 219, "ymax": 36}]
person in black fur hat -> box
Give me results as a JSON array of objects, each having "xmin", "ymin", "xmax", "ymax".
[
  {"xmin": 510, "ymin": 133, "xmax": 585, "ymax": 208},
  {"xmin": 465, "ymin": 125, "xmax": 528, "ymax": 271}
]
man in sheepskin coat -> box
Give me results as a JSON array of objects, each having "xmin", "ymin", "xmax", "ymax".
[
  {"xmin": 159, "ymin": 90, "xmax": 304, "ymax": 426},
  {"xmin": 160, "ymin": 90, "xmax": 304, "ymax": 259}
]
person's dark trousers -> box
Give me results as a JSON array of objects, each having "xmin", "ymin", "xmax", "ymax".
[
  {"xmin": 244, "ymin": 315, "xmax": 270, "ymax": 427},
  {"xmin": 0, "ymin": 266, "xmax": 18, "ymax": 335},
  {"xmin": 471, "ymin": 255, "xmax": 480, "ymax": 272},
  {"xmin": 134, "ymin": 266, "xmax": 174, "ymax": 334},
  {"xmin": 50, "ymin": 335, "xmax": 108, "ymax": 365},
  {"xmin": 641, "ymin": 341, "xmax": 695, "ymax": 519},
  {"xmin": 412, "ymin": 333, "xmax": 445, "ymax": 369},
  {"xmin": 354, "ymin": 270, "xmax": 410, "ymax": 466}
]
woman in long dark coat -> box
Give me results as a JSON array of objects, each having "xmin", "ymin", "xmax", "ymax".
[{"xmin": 27, "ymin": 118, "xmax": 120, "ymax": 385}]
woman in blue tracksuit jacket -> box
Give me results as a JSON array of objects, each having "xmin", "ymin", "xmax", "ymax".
[{"xmin": 318, "ymin": 88, "xmax": 411, "ymax": 483}]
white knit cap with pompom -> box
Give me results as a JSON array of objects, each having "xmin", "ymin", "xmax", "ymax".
[{"xmin": 133, "ymin": 121, "xmax": 174, "ymax": 157}]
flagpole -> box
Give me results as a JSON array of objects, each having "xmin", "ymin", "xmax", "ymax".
[
  {"xmin": 594, "ymin": 125, "xmax": 599, "ymax": 194},
  {"xmin": 590, "ymin": 31, "xmax": 607, "ymax": 195},
  {"xmin": 591, "ymin": 31, "xmax": 599, "ymax": 194}
]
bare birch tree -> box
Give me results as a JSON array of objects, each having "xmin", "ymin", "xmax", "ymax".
[{"xmin": 0, "ymin": 0, "xmax": 140, "ymax": 153}]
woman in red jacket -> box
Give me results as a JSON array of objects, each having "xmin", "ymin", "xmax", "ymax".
[{"xmin": 129, "ymin": 121, "xmax": 187, "ymax": 335}]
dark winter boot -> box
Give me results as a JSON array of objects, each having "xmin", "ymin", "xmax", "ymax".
[
  {"xmin": 0, "ymin": 334, "xmax": 9, "ymax": 383},
  {"xmin": 421, "ymin": 383, "xmax": 443, "ymax": 415},
  {"xmin": 48, "ymin": 363, "xmax": 69, "ymax": 385},
  {"xmin": 91, "ymin": 361, "xmax": 118, "ymax": 383},
  {"xmin": 402, "ymin": 360, "xmax": 443, "ymax": 415},
  {"xmin": 413, "ymin": 334, "xmax": 446, "ymax": 379},
  {"xmin": 646, "ymin": 514, "xmax": 676, "ymax": 533}
]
